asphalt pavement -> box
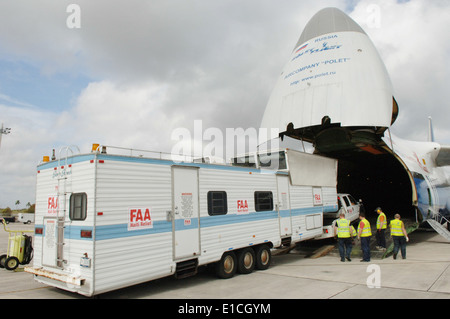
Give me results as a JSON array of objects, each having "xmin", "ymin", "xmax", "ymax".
[{"xmin": 1, "ymin": 222, "xmax": 449, "ymax": 300}]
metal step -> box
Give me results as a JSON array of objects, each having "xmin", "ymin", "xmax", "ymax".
[
  {"xmin": 427, "ymin": 219, "xmax": 450, "ymax": 242},
  {"xmin": 175, "ymin": 259, "xmax": 198, "ymax": 279},
  {"xmin": 281, "ymin": 237, "xmax": 292, "ymax": 247}
]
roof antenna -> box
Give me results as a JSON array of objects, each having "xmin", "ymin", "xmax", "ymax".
[{"xmin": 428, "ymin": 116, "xmax": 435, "ymax": 142}]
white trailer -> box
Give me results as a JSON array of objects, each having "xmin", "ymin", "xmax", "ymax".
[
  {"xmin": 18, "ymin": 213, "xmax": 35, "ymax": 224},
  {"xmin": 26, "ymin": 145, "xmax": 337, "ymax": 297}
]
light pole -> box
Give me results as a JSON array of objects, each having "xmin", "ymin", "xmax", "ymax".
[{"xmin": 0, "ymin": 123, "xmax": 11, "ymax": 150}]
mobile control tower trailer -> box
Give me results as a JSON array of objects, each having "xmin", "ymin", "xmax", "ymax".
[{"xmin": 26, "ymin": 145, "xmax": 338, "ymax": 297}]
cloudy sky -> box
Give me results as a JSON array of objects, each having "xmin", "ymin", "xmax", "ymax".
[{"xmin": 0, "ymin": 0, "xmax": 449, "ymax": 208}]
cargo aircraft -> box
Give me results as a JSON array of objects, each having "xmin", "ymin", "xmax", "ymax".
[{"xmin": 260, "ymin": 7, "xmax": 450, "ymax": 235}]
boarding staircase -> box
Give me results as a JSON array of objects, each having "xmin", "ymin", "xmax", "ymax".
[{"xmin": 427, "ymin": 210, "xmax": 450, "ymax": 242}]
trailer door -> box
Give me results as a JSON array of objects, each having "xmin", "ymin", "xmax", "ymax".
[
  {"xmin": 172, "ymin": 166, "xmax": 200, "ymax": 260},
  {"xmin": 276, "ymin": 175, "xmax": 292, "ymax": 238},
  {"xmin": 42, "ymin": 216, "xmax": 64, "ymax": 268}
]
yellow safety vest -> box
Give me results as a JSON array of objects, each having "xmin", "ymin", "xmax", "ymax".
[
  {"xmin": 359, "ymin": 218, "xmax": 372, "ymax": 237},
  {"xmin": 337, "ymin": 219, "xmax": 351, "ymax": 238},
  {"xmin": 377, "ymin": 212, "xmax": 387, "ymax": 229},
  {"xmin": 351, "ymin": 225, "xmax": 357, "ymax": 237},
  {"xmin": 390, "ymin": 219, "xmax": 404, "ymax": 236}
]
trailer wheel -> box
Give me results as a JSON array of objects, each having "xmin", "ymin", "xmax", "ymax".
[
  {"xmin": 5, "ymin": 256, "xmax": 19, "ymax": 271},
  {"xmin": 0, "ymin": 254, "xmax": 6, "ymax": 268},
  {"xmin": 237, "ymin": 247, "xmax": 255, "ymax": 274},
  {"xmin": 215, "ymin": 251, "xmax": 237, "ymax": 279},
  {"xmin": 255, "ymin": 245, "xmax": 271, "ymax": 270}
]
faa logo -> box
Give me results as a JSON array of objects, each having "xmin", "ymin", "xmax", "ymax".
[{"xmin": 128, "ymin": 207, "xmax": 153, "ymax": 231}]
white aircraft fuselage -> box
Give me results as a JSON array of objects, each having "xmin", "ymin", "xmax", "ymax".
[{"xmin": 260, "ymin": 7, "xmax": 450, "ymax": 224}]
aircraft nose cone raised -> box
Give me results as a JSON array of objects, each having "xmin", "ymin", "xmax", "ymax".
[
  {"xmin": 261, "ymin": 7, "xmax": 398, "ymax": 142},
  {"xmin": 294, "ymin": 7, "xmax": 366, "ymax": 50}
]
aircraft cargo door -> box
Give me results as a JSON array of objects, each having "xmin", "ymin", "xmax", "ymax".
[
  {"xmin": 171, "ymin": 166, "xmax": 200, "ymax": 260},
  {"xmin": 276, "ymin": 175, "xmax": 292, "ymax": 238}
]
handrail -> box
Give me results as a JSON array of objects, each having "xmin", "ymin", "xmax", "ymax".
[
  {"xmin": 1, "ymin": 219, "xmax": 34, "ymax": 233},
  {"xmin": 433, "ymin": 212, "xmax": 450, "ymax": 225},
  {"xmin": 58, "ymin": 145, "xmax": 81, "ymax": 169},
  {"xmin": 93, "ymin": 144, "xmax": 203, "ymax": 163},
  {"xmin": 45, "ymin": 143, "xmax": 290, "ymax": 167},
  {"xmin": 429, "ymin": 207, "xmax": 450, "ymax": 226}
]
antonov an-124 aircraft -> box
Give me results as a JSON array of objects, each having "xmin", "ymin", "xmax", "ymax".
[{"xmin": 260, "ymin": 7, "xmax": 450, "ymax": 237}]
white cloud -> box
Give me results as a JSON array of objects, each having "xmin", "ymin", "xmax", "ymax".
[
  {"xmin": 0, "ymin": 104, "xmax": 62, "ymax": 207},
  {"xmin": 66, "ymin": 80, "xmax": 177, "ymax": 151},
  {"xmin": 350, "ymin": 0, "xmax": 450, "ymax": 143},
  {"xmin": 0, "ymin": 93, "xmax": 34, "ymax": 108},
  {"xmin": 0, "ymin": 81, "xmax": 175, "ymax": 207}
]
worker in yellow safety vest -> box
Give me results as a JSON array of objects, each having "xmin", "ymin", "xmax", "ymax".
[
  {"xmin": 334, "ymin": 212, "xmax": 353, "ymax": 262},
  {"xmin": 358, "ymin": 213, "xmax": 371, "ymax": 262},
  {"xmin": 375, "ymin": 207, "xmax": 387, "ymax": 250},
  {"xmin": 390, "ymin": 214, "xmax": 409, "ymax": 259}
]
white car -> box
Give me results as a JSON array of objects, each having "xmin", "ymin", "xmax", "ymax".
[
  {"xmin": 317, "ymin": 193, "xmax": 361, "ymax": 240},
  {"xmin": 336, "ymin": 194, "xmax": 360, "ymax": 222}
]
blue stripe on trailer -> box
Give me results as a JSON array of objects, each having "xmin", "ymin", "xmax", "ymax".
[
  {"xmin": 37, "ymin": 153, "xmax": 284, "ymax": 175},
  {"xmin": 34, "ymin": 205, "xmax": 336, "ymax": 241}
]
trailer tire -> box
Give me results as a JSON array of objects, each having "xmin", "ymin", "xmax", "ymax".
[
  {"xmin": 0, "ymin": 254, "xmax": 6, "ymax": 268},
  {"xmin": 237, "ymin": 247, "xmax": 255, "ymax": 274},
  {"xmin": 254, "ymin": 245, "xmax": 271, "ymax": 270},
  {"xmin": 215, "ymin": 251, "xmax": 237, "ymax": 279},
  {"xmin": 5, "ymin": 256, "xmax": 19, "ymax": 271}
]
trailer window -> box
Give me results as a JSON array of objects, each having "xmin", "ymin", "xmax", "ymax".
[
  {"xmin": 254, "ymin": 191, "xmax": 273, "ymax": 212},
  {"xmin": 258, "ymin": 151, "xmax": 287, "ymax": 170},
  {"xmin": 70, "ymin": 193, "xmax": 87, "ymax": 221},
  {"xmin": 207, "ymin": 191, "xmax": 228, "ymax": 216},
  {"xmin": 231, "ymin": 155, "xmax": 256, "ymax": 168}
]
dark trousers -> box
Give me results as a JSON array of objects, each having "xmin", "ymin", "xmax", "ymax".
[
  {"xmin": 360, "ymin": 236, "xmax": 371, "ymax": 261},
  {"xmin": 393, "ymin": 236, "xmax": 407, "ymax": 259},
  {"xmin": 338, "ymin": 238, "xmax": 353, "ymax": 260},
  {"xmin": 376, "ymin": 229, "xmax": 386, "ymax": 248}
]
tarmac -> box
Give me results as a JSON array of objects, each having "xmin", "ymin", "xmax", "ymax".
[{"xmin": 1, "ymin": 222, "xmax": 450, "ymax": 300}]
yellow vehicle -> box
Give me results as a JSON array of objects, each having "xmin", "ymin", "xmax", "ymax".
[{"xmin": 0, "ymin": 220, "xmax": 34, "ymax": 271}]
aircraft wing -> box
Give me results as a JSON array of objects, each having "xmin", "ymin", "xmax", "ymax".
[{"xmin": 436, "ymin": 145, "xmax": 450, "ymax": 166}]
